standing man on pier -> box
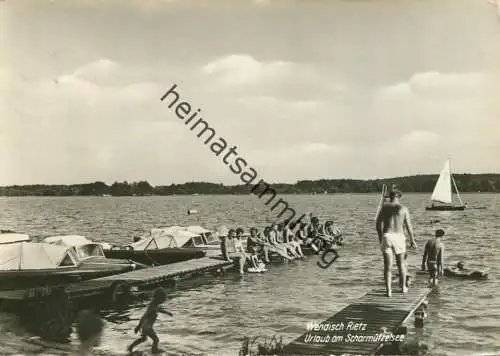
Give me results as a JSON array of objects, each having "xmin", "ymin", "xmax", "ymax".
[{"xmin": 376, "ymin": 189, "xmax": 417, "ymax": 297}]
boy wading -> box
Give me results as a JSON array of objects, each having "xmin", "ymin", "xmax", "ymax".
[
  {"xmin": 422, "ymin": 229, "xmax": 445, "ymax": 286},
  {"xmin": 376, "ymin": 190, "xmax": 417, "ymax": 297}
]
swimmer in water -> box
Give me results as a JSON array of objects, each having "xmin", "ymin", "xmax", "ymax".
[
  {"xmin": 127, "ymin": 287, "xmax": 173, "ymax": 354},
  {"xmin": 421, "ymin": 229, "xmax": 445, "ymax": 287},
  {"xmin": 76, "ymin": 310, "xmax": 104, "ymax": 356}
]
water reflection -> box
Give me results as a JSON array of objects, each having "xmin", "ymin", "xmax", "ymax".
[{"xmin": 0, "ymin": 194, "xmax": 498, "ymax": 355}]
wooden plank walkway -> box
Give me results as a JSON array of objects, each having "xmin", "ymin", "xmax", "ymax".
[
  {"xmin": 282, "ymin": 286, "xmax": 431, "ymax": 355},
  {"xmin": 98, "ymin": 256, "xmax": 231, "ymax": 284},
  {"xmin": 66, "ymin": 257, "xmax": 232, "ymax": 297}
]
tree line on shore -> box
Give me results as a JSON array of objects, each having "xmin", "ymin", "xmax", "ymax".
[{"xmin": 1, "ymin": 174, "xmax": 499, "ymax": 196}]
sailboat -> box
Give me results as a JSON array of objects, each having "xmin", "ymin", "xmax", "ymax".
[{"xmin": 425, "ymin": 159, "xmax": 466, "ymax": 211}]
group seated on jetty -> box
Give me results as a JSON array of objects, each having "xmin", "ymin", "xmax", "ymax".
[
  {"xmin": 219, "ymin": 216, "xmax": 343, "ymax": 274},
  {"xmin": 94, "ymin": 217, "xmax": 343, "ymax": 272}
]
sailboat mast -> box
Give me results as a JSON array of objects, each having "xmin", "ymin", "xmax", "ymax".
[{"xmin": 450, "ymin": 160, "xmax": 464, "ymax": 206}]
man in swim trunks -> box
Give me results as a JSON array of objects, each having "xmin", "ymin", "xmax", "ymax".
[
  {"xmin": 421, "ymin": 229, "xmax": 445, "ymax": 286},
  {"xmin": 376, "ymin": 190, "xmax": 417, "ymax": 297}
]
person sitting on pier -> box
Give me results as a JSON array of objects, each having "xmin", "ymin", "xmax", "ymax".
[
  {"xmin": 127, "ymin": 287, "xmax": 173, "ymax": 354},
  {"xmin": 257, "ymin": 227, "xmax": 290, "ymax": 262},
  {"xmin": 308, "ymin": 217, "xmax": 325, "ymax": 253},
  {"xmin": 247, "ymin": 227, "xmax": 271, "ymax": 264},
  {"xmin": 244, "ymin": 228, "xmax": 267, "ymax": 271},
  {"xmin": 376, "ymin": 189, "xmax": 417, "ymax": 297},
  {"xmin": 236, "ymin": 227, "xmax": 262, "ymax": 271},
  {"xmin": 421, "ymin": 229, "xmax": 445, "ymax": 287},
  {"xmin": 285, "ymin": 222, "xmax": 305, "ymax": 258},
  {"xmin": 227, "ymin": 228, "xmax": 250, "ymax": 274},
  {"xmin": 323, "ymin": 220, "xmax": 343, "ymax": 246},
  {"xmin": 275, "ymin": 223, "xmax": 300, "ymax": 259},
  {"xmin": 296, "ymin": 222, "xmax": 311, "ymax": 245},
  {"xmin": 76, "ymin": 310, "xmax": 104, "ymax": 356},
  {"xmin": 265, "ymin": 226, "xmax": 293, "ymax": 261},
  {"xmin": 307, "ymin": 216, "xmax": 321, "ymax": 237}
]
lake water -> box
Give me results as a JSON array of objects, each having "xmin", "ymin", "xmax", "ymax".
[{"xmin": 0, "ymin": 193, "xmax": 499, "ymax": 355}]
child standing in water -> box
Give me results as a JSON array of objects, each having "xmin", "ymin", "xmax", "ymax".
[
  {"xmin": 127, "ymin": 287, "xmax": 173, "ymax": 354},
  {"xmin": 422, "ymin": 229, "xmax": 445, "ymax": 286}
]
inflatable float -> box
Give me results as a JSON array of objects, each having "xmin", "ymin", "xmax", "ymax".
[
  {"xmin": 443, "ymin": 267, "xmax": 488, "ymax": 280},
  {"xmin": 417, "ymin": 263, "xmax": 488, "ymax": 281}
]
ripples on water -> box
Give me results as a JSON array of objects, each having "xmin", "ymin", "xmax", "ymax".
[{"xmin": 0, "ymin": 193, "xmax": 499, "ymax": 355}]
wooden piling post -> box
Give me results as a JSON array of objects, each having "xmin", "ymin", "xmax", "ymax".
[{"xmin": 414, "ymin": 300, "xmax": 428, "ymax": 328}]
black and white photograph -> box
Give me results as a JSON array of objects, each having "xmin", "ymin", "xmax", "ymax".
[{"xmin": 1, "ymin": 0, "xmax": 499, "ymax": 355}]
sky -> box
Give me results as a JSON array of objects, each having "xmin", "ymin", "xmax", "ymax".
[{"xmin": 1, "ymin": 0, "xmax": 500, "ymax": 185}]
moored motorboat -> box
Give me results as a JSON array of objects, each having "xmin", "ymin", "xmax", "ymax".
[
  {"xmin": 44, "ymin": 235, "xmax": 138, "ymax": 278},
  {"xmin": 0, "ymin": 232, "xmax": 31, "ymax": 244},
  {"xmin": 102, "ymin": 228, "xmax": 206, "ymax": 266},
  {"xmin": 0, "ymin": 241, "xmax": 85, "ymax": 299},
  {"xmin": 164, "ymin": 226, "xmax": 223, "ymax": 255}
]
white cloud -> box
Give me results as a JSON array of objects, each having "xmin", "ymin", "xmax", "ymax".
[
  {"xmin": 399, "ymin": 130, "xmax": 440, "ymax": 146},
  {"xmin": 302, "ymin": 142, "xmax": 346, "ymax": 154},
  {"xmin": 372, "ymin": 71, "xmax": 500, "ymax": 174},
  {"xmin": 71, "ymin": 59, "xmax": 120, "ymax": 84},
  {"xmin": 2, "ymin": 55, "xmax": 499, "ymax": 185},
  {"xmin": 202, "ymin": 54, "xmax": 295, "ymax": 86},
  {"xmin": 236, "ymin": 96, "xmax": 325, "ymax": 112},
  {"xmin": 378, "ymin": 71, "xmax": 490, "ymax": 101},
  {"xmin": 0, "ymin": 60, "xmax": 182, "ymax": 184}
]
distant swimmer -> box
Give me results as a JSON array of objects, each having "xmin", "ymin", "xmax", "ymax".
[
  {"xmin": 422, "ymin": 229, "xmax": 445, "ymax": 287},
  {"xmin": 376, "ymin": 189, "xmax": 417, "ymax": 297}
]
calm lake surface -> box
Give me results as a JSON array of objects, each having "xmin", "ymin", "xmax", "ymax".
[{"xmin": 0, "ymin": 193, "xmax": 499, "ymax": 355}]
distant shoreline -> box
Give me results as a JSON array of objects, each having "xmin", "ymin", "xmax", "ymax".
[
  {"xmin": 1, "ymin": 173, "xmax": 499, "ymax": 196},
  {"xmin": 0, "ymin": 192, "xmax": 497, "ymax": 198}
]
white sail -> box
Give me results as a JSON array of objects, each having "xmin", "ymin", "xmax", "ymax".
[{"xmin": 431, "ymin": 160, "xmax": 453, "ymax": 204}]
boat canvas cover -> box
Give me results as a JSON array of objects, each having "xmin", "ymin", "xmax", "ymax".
[
  {"xmin": 0, "ymin": 242, "xmax": 76, "ymax": 270},
  {"xmin": 0, "ymin": 233, "xmax": 30, "ymax": 245},
  {"xmin": 163, "ymin": 228, "xmax": 201, "ymax": 247},
  {"xmin": 44, "ymin": 235, "xmax": 93, "ymax": 247},
  {"xmin": 431, "ymin": 160, "xmax": 453, "ymax": 204},
  {"xmin": 186, "ymin": 226, "xmax": 211, "ymax": 234},
  {"xmin": 131, "ymin": 228, "xmax": 180, "ymax": 250}
]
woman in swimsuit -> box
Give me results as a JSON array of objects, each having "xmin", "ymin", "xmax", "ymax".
[
  {"xmin": 297, "ymin": 222, "xmax": 310, "ymax": 245},
  {"xmin": 284, "ymin": 223, "xmax": 305, "ymax": 258},
  {"xmin": 264, "ymin": 226, "xmax": 293, "ymax": 261},
  {"xmin": 247, "ymin": 227, "xmax": 270, "ymax": 263},
  {"xmin": 307, "ymin": 217, "xmax": 326, "ymax": 252},
  {"xmin": 275, "ymin": 223, "xmax": 299, "ymax": 259},
  {"xmin": 227, "ymin": 228, "xmax": 250, "ymax": 274}
]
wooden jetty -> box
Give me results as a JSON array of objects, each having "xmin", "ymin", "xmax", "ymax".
[
  {"xmin": 282, "ymin": 285, "xmax": 431, "ymax": 355},
  {"xmin": 67, "ymin": 256, "xmax": 232, "ymax": 299},
  {"xmin": 2, "ymin": 257, "xmax": 232, "ymax": 302},
  {"xmin": 2, "ymin": 257, "xmax": 232, "ymax": 342}
]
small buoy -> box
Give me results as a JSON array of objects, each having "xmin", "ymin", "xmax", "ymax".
[{"xmin": 187, "ymin": 209, "xmax": 198, "ymax": 215}]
